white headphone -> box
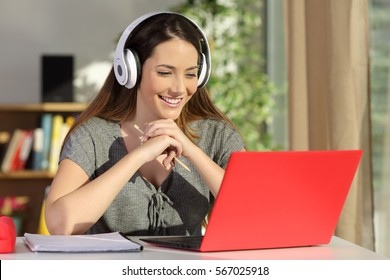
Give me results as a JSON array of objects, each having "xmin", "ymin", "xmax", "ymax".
[{"xmin": 113, "ymin": 11, "xmax": 211, "ymax": 89}]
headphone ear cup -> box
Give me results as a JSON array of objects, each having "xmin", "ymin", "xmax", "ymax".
[
  {"xmin": 197, "ymin": 53, "xmax": 208, "ymax": 88},
  {"xmin": 123, "ymin": 48, "xmax": 141, "ymax": 89}
]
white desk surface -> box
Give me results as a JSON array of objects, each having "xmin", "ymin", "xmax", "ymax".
[{"xmin": 1, "ymin": 236, "xmax": 387, "ymax": 260}]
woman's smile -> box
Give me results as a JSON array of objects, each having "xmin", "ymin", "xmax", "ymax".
[{"xmin": 159, "ymin": 95, "xmax": 183, "ymax": 107}]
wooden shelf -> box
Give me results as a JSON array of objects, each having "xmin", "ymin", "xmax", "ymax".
[
  {"xmin": 0, "ymin": 102, "xmax": 87, "ymax": 112},
  {"xmin": 0, "ymin": 171, "xmax": 55, "ymax": 179}
]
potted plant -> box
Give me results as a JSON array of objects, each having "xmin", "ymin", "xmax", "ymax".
[{"xmin": 0, "ymin": 195, "xmax": 29, "ymax": 235}]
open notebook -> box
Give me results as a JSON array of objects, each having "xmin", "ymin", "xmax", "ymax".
[
  {"xmin": 141, "ymin": 150, "xmax": 363, "ymax": 252},
  {"xmin": 24, "ymin": 232, "xmax": 143, "ymax": 252}
]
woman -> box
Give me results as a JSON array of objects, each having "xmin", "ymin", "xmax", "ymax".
[{"xmin": 45, "ymin": 12, "xmax": 245, "ymax": 236}]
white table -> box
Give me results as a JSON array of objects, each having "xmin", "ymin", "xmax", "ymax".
[{"xmin": 1, "ymin": 236, "xmax": 387, "ymax": 260}]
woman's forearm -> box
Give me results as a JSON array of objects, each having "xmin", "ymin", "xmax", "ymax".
[{"xmin": 45, "ymin": 149, "xmax": 145, "ymax": 235}]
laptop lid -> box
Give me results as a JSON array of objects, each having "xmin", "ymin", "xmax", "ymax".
[{"xmin": 197, "ymin": 150, "xmax": 362, "ymax": 252}]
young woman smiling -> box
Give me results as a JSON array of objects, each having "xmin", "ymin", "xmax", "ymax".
[{"xmin": 45, "ymin": 12, "xmax": 245, "ymax": 236}]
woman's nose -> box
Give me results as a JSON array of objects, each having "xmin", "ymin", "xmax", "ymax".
[{"xmin": 171, "ymin": 76, "xmax": 186, "ymax": 94}]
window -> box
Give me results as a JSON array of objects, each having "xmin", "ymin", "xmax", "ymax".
[
  {"xmin": 265, "ymin": 0, "xmax": 288, "ymax": 150},
  {"xmin": 369, "ymin": 0, "xmax": 390, "ymax": 258}
]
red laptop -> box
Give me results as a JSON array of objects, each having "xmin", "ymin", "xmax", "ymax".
[{"xmin": 141, "ymin": 150, "xmax": 363, "ymax": 252}]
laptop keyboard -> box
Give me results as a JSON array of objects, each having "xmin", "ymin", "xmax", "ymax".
[{"xmin": 140, "ymin": 236, "xmax": 204, "ymax": 248}]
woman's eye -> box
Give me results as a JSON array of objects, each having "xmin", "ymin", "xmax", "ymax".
[
  {"xmin": 186, "ymin": 73, "xmax": 198, "ymax": 78},
  {"xmin": 157, "ymin": 71, "xmax": 172, "ymax": 76}
]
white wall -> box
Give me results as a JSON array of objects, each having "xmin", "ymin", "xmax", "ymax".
[{"xmin": 0, "ymin": 0, "xmax": 184, "ymax": 103}]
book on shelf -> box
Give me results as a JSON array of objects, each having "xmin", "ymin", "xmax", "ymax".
[
  {"xmin": 12, "ymin": 129, "xmax": 34, "ymax": 171},
  {"xmin": 31, "ymin": 128, "xmax": 44, "ymax": 170},
  {"xmin": 0, "ymin": 131, "xmax": 11, "ymax": 166},
  {"xmin": 40, "ymin": 113, "xmax": 53, "ymax": 170},
  {"xmin": 9, "ymin": 130, "xmax": 28, "ymax": 171},
  {"xmin": 48, "ymin": 114, "xmax": 64, "ymax": 173},
  {"xmin": 1, "ymin": 129, "xmax": 24, "ymax": 173},
  {"xmin": 63, "ymin": 115, "xmax": 75, "ymax": 138}
]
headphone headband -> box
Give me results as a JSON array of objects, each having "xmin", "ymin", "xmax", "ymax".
[{"xmin": 114, "ymin": 11, "xmax": 211, "ymax": 89}]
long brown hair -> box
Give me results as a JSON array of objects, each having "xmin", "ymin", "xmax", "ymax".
[{"xmin": 66, "ymin": 13, "xmax": 235, "ymax": 142}]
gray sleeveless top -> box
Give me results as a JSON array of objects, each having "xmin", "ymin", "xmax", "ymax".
[{"xmin": 60, "ymin": 117, "xmax": 245, "ymax": 236}]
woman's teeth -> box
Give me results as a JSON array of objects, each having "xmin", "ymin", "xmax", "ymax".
[{"xmin": 160, "ymin": 96, "xmax": 182, "ymax": 105}]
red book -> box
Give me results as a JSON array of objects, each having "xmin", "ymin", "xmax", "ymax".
[
  {"xmin": 1, "ymin": 129, "xmax": 24, "ymax": 173},
  {"xmin": 9, "ymin": 130, "xmax": 27, "ymax": 172},
  {"xmin": 15, "ymin": 130, "xmax": 34, "ymax": 170}
]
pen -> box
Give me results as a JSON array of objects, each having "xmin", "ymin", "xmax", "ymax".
[{"xmin": 119, "ymin": 232, "xmax": 144, "ymax": 251}]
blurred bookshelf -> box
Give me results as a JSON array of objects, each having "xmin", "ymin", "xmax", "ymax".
[{"xmin": 0, "ymin": 102, "xmax": 86, "ymax": 235}]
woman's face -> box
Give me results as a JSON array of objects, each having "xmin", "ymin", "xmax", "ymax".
[{"xmin": 136, "ymin": 38, "xmax": 199, "ymax": 121}]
